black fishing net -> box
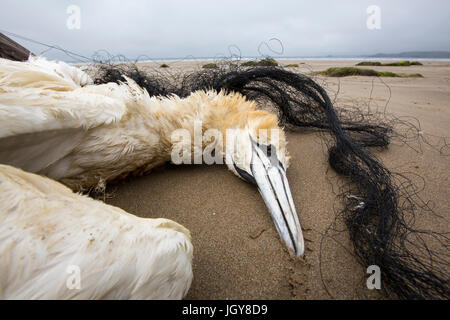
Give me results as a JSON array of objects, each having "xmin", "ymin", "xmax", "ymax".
[{"xmin": 93, "ymin": 62, "xmax": 449, "ymax": 300}]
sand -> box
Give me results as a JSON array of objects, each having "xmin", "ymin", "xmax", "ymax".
[{"xmin": 105, "ymin": 60, "xmax": 449, "ymax": 299}]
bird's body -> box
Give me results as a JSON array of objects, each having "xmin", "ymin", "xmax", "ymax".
[
  {"xmin": 0, "ymin": 57, "xmax": 305, "ymax": 299},
  {"xmin": 0, "ymin": 164, "xmax": 193, "ymax": 299},
  {"xmin": 0, "ymin": 57, "xmax": 286, "ymax": 191}
]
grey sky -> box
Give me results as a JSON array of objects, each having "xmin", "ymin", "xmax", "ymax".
[{"xmin": 1, "ymin": 0, "xmax": 450, "ymax": 61}]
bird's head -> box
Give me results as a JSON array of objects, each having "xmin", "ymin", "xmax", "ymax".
[
  {"xmin": 170, "ymin": 90, "xmax": 304, "ymax": 256},
  {"xmin": 219, "ymin": 100, "xmax": 305, "ymax": 257}
]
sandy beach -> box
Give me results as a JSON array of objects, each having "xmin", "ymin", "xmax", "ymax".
[{"xmin": 105, "ymin": 60, "xmax": 449, "ymax": 299}]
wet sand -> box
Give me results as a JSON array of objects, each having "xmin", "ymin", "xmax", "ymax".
[{"xmin": 105, "ymin": 60, "xmax": 449, "ymax": 299}]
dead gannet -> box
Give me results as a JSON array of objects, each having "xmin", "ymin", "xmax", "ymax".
[{"xmin": 0, "ymin": 56, "xmax": 304, "ymax": 257}]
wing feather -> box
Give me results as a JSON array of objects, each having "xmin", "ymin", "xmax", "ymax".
[
  {"xmin": 0, "ymin": 56, "xmax": 93, "ymax": 89},
  {"xmin": 0, "ymin": 57, "xmax": 127, "ymax": 173},
  {"xmin": 0, "ymin": 164, "xmax": 193, "ymax": 299}
]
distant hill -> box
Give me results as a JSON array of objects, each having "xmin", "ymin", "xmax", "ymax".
[{"xmin": 367, "ymin": 51, "xmax": 450, "ymax": 59}]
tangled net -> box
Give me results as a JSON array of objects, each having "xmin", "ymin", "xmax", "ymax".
[{"xmin": 94, "ymin": 62, "xmax": 449, "ymax": 299}]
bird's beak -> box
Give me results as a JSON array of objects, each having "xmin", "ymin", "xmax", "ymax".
[{"xmin": 249, "ymin": 138, "xmax": 305, "ymax": 257}]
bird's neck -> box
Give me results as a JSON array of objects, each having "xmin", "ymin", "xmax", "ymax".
[{"xmin": 140, "ymin": 90, "xmax": 279, "ymax": 163}]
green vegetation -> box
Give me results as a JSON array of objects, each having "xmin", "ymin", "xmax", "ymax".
[
  {"xmin": 381, "ymin": 72, "xmax": 423, "ymax": 78},
  {"xmin": 384, "ymin": 60, "xmax": 423, "ymax": 66},
  {"xmin": 241, "ymin": 60, "xmax": 258, "ymax": 67},
  {"xmin": 356, "ymin": 61, "xmax": 382, "ymax": 66},
  {"xmin": 242, "ymin": 57, "xmax": 278, "ymax": 67},
  {"xmin": 319, "ymin": 67, "xmax": 423, "ymax": 78},
  {"xmin": 160, "ymin": 64, "xmax": 169, "ymax": 68},
  {"xmin": 284, "ymin": 63, "xmax": 299, "ymax": 68},
  {"xmin": 320, "ymin": 67, "xmax": 378, "ymax": 77},
  {"xmin": 356, "ymin": 60, "xmax": 423, "ymax": 67},
  {"xmin": 257, "ymin": 58, "xmax": 278, "ymax": 66},
  {"xmin": 202, "ymin": 63, "xmax": 218, "ymax": 69}
]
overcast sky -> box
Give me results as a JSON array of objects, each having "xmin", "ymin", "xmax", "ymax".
[{"xmin": 1, "ymin": 0, "xmax": 450, "ymax": 61}]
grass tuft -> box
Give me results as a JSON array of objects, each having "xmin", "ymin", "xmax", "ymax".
[
  {"xmin": 202, "ymin": 63, "xmax": 218, "ymax": 69},
  {"xmin": 356, "ymin": 61, "xmax": 382, "ymax": 66},
  {"xmin": 242, "ymin": 57, "xmax": 278, "ymax": 67},
  {"xmin": 319, "ymin": 67, "xmax": 423, "ymax": 78},
  {"xmin": 356, "ymin": 61, "xmax": 423, "ymax": 67}
]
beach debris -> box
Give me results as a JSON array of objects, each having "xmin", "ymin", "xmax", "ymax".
[
  {"xmin": 0, "ymin": 32, "xmax": 33, "ymax": 61},
  {"xmin": 249, "ymin": 228, "xmax": 267, "ymax": 240}
]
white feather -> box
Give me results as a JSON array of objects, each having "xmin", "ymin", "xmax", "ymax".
[
  {"xmin": 0, "ymin": 56, "xmax": 93, "ymax": 89},
  {"xmin": 0, "ymin": 164, "xmax": 193, "ymax": 299}
]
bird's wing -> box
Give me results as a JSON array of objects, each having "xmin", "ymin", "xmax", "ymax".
[
  {"xmin": 0, "ymin": 55, "xmax": 93, "ymax": 89},
  {"xmin": 0, "ymin": 164, "xmax": 193, "ymax": 299},
  {"xmin": 0, "ymin": 57, "xmax": 127, "ymax": 174}
]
